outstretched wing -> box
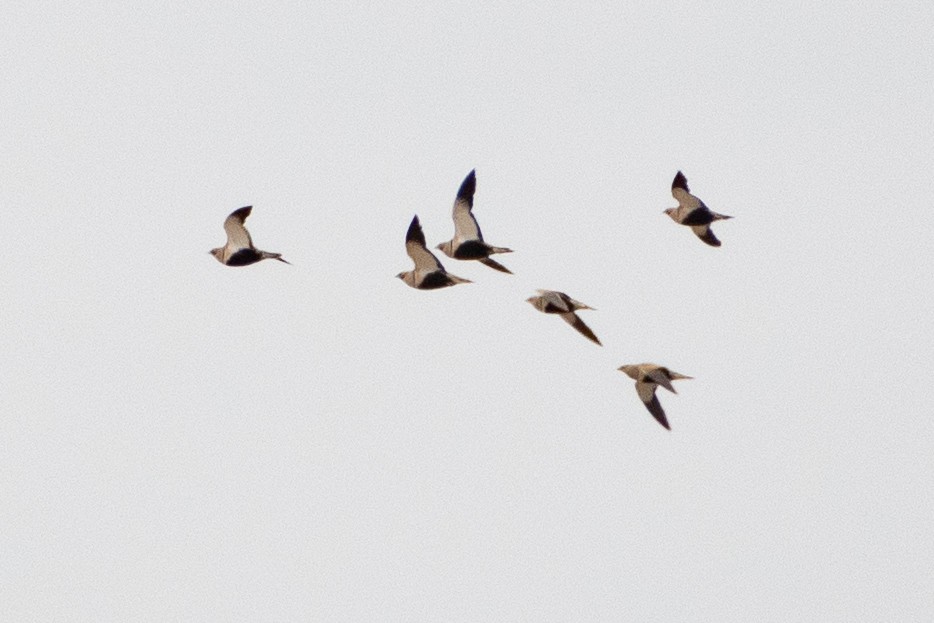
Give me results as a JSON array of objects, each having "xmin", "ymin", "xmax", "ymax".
[
  {"xmin": 646, "ymin": 368, "xmax": 677, "ymax": 394},
  {"xmin": 636, "ymin": 381, "xmax": 670, "ymax": 430},
  {"xmin": 691, "ymin": 225, "xmax": 722, "ymax": 247},
  {"xmin": 224, "ymin": 206, "xmax": 254, "ymax": 250},
  {"xmin": 479, "ymin": 257, "xmax": 512, "ymax": 274},
  {"xmin": 405, "ymin": 215, "xmax": 444, "ymax": 272},
  {"xmin": 560, "ymin": 312, "xmax": 602, "ymax": 346},
  {"xmin": 671, "ymin": 171, "xmax": 701, "ymax": 211},
  {"xmin": 452, "ymin": 169, "xmax": 482, "ymax": 241},
  {"xmin": 643, "ymin": 393, "xmax": 671, "ymax": 430}
]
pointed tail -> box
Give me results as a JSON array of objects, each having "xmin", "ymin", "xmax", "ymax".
[
  {"xmin": 486, "ymin": 245, "xmax": 513, "ymax": 255},
  {"xmin": 263, "ymin": 251, "xmax": 291, "ymax": 265}
]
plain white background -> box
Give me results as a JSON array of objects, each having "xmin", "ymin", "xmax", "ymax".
[{"xmin": 2, "ymin": 2, "xmax": 933, "ymax": 620}]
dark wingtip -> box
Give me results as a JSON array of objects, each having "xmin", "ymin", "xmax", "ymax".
[
  {"xmin": 571, "ymin": 315, "xmax": 602, "ymax": 346},
  {"xmin": 672, "ymin": 171, "xmax": 689, "ymax": 192},
  {"xmin": 479, "ymin": 257, "xmax": 513, "ymax": 274},
  {"xmin": 652, "ymin": 408, "xmax": 671, "ymax": 430},
  {"xmin": 456, "ymin": 169, "xmax": 477, "ymax": 203},
  {"xmin": 646, "ymin": 394, "xmax": 671, "ymax": 430},
  {"xmin": 697, "ymin": 228, "xmax": 722, "ymax": 247},
  {"xmin": 405, "ymin": 214, "xmax": 426, "ymax": 246},
  {"xmin": 229, "ymin": 205, "xmax": 253, "ymax": 221}
]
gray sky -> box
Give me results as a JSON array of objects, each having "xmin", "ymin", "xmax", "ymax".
[{"xmin": 3, "ymin": 2, "xmax": 933, "ymax": 620}]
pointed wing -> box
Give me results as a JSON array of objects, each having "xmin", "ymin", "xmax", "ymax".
[
  {"xmin": 560, "ymin": 312, "xmax": 602, "ymax": 346},
  {"xmin": 405, "ymin": 215, "xmax": 444, "ymax": 272},
  {"xmin": 646, "ymin": 368, "xmax": 677, "ymax": 394},
  {"xmin": 644, "ymin": 393, "xmax": 671, "ymax": 430},
  {"xmin": 672, "ymin": 171, "xmax": 690, "ymax": 194},
  {"xmin": 671, "ymin": 171, "xmax": 702, "ymax": 212},
  {"xmin": 691, "ymin": 225, "xmax": 722, "ymax": 247},
  {"xmin": 479, "ymin": 257, "xmax": 512, "ymax": 274},
  {"xmin": 635, "ymin": 381, "xmax": 670, "ymax": 429},
  {"xmin": 452, "ymin": 169, "xmax": 482, "ymax": 241},
  {"xmin": 224, "ymin": 206, "xmax": 254, "ymax": 250}
]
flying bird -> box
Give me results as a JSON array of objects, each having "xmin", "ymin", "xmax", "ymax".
[
  {"xmin": 526, "ymin": 289, "xmax": 601, "ymax": 346},
  {"xmin": 618, "ymin": 363, "xmax": 693, "ymax": 430},
  {"xmin": 665, "ymin": 171, "xmax": 733, "ymax": 247},
  {"xmin": 209, "ymin": 206, "xmax": 290, "ymax": 266},
  {"xmin": 436, "ymin": 169, "xmax": 514, "ymax": 274},
  {"xmin": 397, "ymin": 215, "xmax": 472, "ymax": 290}
]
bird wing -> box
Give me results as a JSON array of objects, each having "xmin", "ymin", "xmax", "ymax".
[
  {"xmin": 642, "ymin": 390, "xmax": 671, "ymax": 430},
  {"xmin": 560, "ymin": 312, "xmax": 602, "ymax": 346},
  {"xmin": 224, "ymin": 206, "xmax": 254, "ymax": 250},
  {"xmin": 635, "ymin": 381, "xmax": 670, "ymax": 429},
  {"xmin": 646, "ymin": 368, "xmax": 677, "ymax": 394},
  {"xmin": 479, "ymin": 257, "xmax": 512, "ymax": 274},
  {"xmin": 671, "ymin": 171, "xmax": 701, "ymax": 212},
  {"xmin": 671, "ymin": 171, "xmax": 691, "ymax": 194},
  {"xmin": 452, "ymin": 169, "xmax": 482, "ymax": 241},
  {"xmin": 672, "ymin": 188, "xmax": 702, "ymax": 213},
  {"xmin": 691, "ymin": 225, "xmax": 722, "ymax": 247},
  {"xmin": 405, "ymin": 215, "xmax": 444, "ymax": 272}
]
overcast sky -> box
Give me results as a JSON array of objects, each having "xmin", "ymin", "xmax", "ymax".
[{"xmin": 3, "ymin": 2, "xmax": 933, "ymax": 620}]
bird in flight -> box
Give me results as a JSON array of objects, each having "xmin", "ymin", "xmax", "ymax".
[
  {"xmin": 664, "ymin": 171, "xmax": 733, "ymax": 247},
  {"xmin": 526, "ymin": 289, "xmax": 601, "ymax": 346},
  {"xmin": 397, "ymin": 215, "xmax": 471, "ymax": 290},
  {"xmin": 210, "ymin": 206, "xmax": 290, "ymax": 266},
  {"xmin": 436, "ymin": 169, "xmax": 513, "ymax": 274},
  {"xmin": 618, "ymin": 363, "xmax": 693, "ymax": 430}
]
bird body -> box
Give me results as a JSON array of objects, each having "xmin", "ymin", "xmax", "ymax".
[
  {"xmin": 436, "ymin": 170, "xmax": 513, "ymax": 274},
  {"xmin": 397, "ymin": 215, "xmax": 471, "ymax": 290},
  {"xmin": 665, "ymin": 171, "xmax": 732, "ymax": 247},
  {"xmin": 526, "ymin": 289, "xmax": 601, "ymax": 346},
  {"xmin": 618, "ymin": 363, "xmax": 693, "ymax": 430},
  {"xmin": 210, "ymin": 206, "xmax": 290, "ymax": 266}
]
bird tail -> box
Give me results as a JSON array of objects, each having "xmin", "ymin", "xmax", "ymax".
[
  {"xmin": 657, "ymin": 371, "xmax": 692, "ymax": 395},
  {"xmin": 712, "ymin": 212, "xmax": 733, "ymax": 221},
  {"xmin": 263, "ymin": 251, "xmax": 291, "ymax": 265},
  {"xmin": 568, "ymin": 297, "xmax": 595, "ymax": 311},
  {"xmin": 486, "ymin": 245, "xmax": 513, "ymax": 255}
]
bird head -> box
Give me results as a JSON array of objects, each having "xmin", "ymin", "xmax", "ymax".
[
  {"xmin": 435, "ymin": 241, "xmax": 454, "ymax": 257},
  {"xmin": 396, "ymin": 271, "xmax": 415, "ymax": 287},
  {"xmin": 618, "ymin": 365, "xmax": 639, "ymax": 380}
]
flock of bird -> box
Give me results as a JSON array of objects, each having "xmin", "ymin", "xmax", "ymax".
[{"xmin": 210, "ymin": 170, "xmax": 733, "ymax": 431}]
